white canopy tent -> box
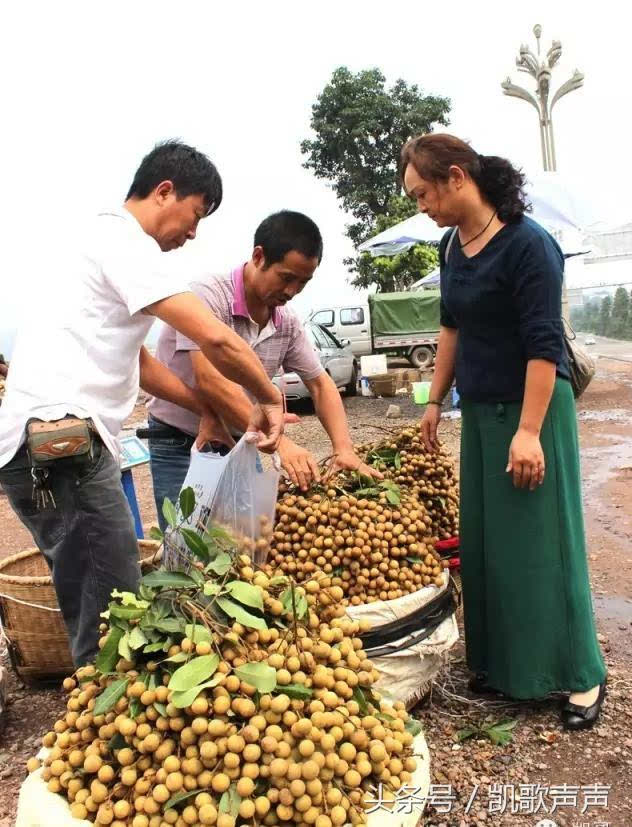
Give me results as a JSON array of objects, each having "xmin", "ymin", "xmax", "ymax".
[{"xmin": 358, "ymin": 171, "xmax": 600, "ymax": 258}]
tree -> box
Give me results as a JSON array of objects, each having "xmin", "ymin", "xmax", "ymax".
[
  {"xmin": 608, "ymin": 287, "xmax": 630, "ymax": 339},
  {"xmin": 596, "ymin": 295, "xmax": 612, "ymax": 336},
  {"xmin": 347, "ymin": 194, "xmax": 439, "ymax": 291},
  {"xmin": 301, "ymin": 67, "xmax": 450, "ymax": 291},
  {"xmin": 627, "ymin": 289, "xmax": 632, "ymax": 340},
  {"xmin": 583, "ymin": 299, "xmax": 600, "ymax": 334}
]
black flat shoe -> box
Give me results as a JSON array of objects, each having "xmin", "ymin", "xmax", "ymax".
[
  {"xmin": 468, "ymin": 673, "xmax": 501, "ymax": 695},
  {"xmin": 561, "ymin": 681, "xmax": 607, "ymax": 731}
]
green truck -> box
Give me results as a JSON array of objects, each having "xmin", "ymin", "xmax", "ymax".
[{"xmin": 310, "ymin": 289, "xmax": 440, "ymax": 368}]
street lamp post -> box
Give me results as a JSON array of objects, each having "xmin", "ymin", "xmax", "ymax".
[{"xmin": 501, "ymin": 24, "xmax": 584, "ymax": 172}]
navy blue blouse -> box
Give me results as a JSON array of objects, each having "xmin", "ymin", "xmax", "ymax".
[{"xmin": 439, "ymin": 215, "xmax": 570, "ymax": 403}]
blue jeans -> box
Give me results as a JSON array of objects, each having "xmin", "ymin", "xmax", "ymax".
[
  {"xmin": 0, "ymin": 440, "xmax": 140, "ymax": 665},
  {"xmin": 148, "ymin": 416, "xmax": 195, "ymax": 532}
]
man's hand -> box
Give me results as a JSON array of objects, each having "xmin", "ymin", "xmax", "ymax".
[
  {"xmin": 246, "ymin": 396, "xmax": 285, "ymax": 452},
  {"xmin": 196, "ymin": 410, "xmax": 235, "ymax": 450},
  {"xmin": 278, "ymin": 437, "xmax": 321, "ymax": 491},
  {"xmin": 507, "ymin": 427, "xmax": 545, "ymax": 490},
  {"xmin": 329, "ymin": 447, "xmax": 383, "ymax": 481}
]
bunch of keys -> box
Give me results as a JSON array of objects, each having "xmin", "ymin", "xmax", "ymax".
[{"xmin": 31, "ymin": 467, "xmax": 56, "ymax": 510}]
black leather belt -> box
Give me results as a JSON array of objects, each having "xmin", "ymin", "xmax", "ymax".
[
  {"xmin": 136, "ymin": 417, "xmax": 194, "ymax": 441},
  {"xmin": 358, "ymin": 579, "xmax": 459, "ymax": 656}
]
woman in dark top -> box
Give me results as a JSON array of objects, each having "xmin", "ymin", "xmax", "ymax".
[{"xmin": 401, "ymin": 133, "xmax": 606, "ymax": 729}]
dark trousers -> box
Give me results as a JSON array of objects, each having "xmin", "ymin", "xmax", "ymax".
[
  {"xmin": 0, "ymin": 440, "xmax": 140, "ymax": 665},
  {"xmin": 148, "ymin": 416, "xmax": 232, "ymax": 532},
  {"xmin": 148, "ymin": 416, "xmax": 195, "ymax": 533}
]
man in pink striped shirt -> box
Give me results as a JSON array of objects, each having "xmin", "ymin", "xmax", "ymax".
[{"xmin": 148, "ymin": 211, "xmax": 380, "ymax": 527}]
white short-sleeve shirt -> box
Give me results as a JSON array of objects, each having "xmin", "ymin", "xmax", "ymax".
[{"xmin": 0, "ymin": 207, "xmax": 187, "ymax": 466}]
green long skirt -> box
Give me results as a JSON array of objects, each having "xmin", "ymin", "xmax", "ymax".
[{"xmin": 459, "ymin": 378, "xmax": 606, "ymax": 699}]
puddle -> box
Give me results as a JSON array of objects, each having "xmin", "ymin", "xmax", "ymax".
[
  {"xmin": 581, "ymin": 434, "xmax": 632, "ymax": 494},
  {"xmin": 578, "ymin": 409, "xmax": 632, "ymax": 422},
  {"xmin": 593, "ymin": 594, "xmax": 632, "ymax": 624}
]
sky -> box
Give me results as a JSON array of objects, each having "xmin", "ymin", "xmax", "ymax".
[{"xmin": 1, "ymin": 0, "xmax": 630, "ymax": 354}]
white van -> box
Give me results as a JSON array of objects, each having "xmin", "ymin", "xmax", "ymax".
[{"xmin": 309, "ymin": 304, "xmax": 372, "ymax": 356}]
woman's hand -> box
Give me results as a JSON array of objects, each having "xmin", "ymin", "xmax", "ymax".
[
  {"xmin": 421, "ymin": 404, "xmax": 442, "ymax": 452},
  {"xmin": 506, "ymin": 427, "xmax": 545, "ymax": 490}
]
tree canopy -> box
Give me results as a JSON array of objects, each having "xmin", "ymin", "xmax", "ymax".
[{"xmin": 301, "ymin": 67, "xmax": 450, "ymax": 291}]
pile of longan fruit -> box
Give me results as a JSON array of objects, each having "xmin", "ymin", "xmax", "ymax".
[
  {"xmin": 27, "ymin": 570, "xmax": 419, "ymax": 826},
  {"xmin": 267, "ymin": 490, "xmax": 447, "ymax": 606}
]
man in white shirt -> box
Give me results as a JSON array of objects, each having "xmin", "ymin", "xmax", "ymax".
[{"xmin": 0, "ymin": 140, "xmax": 284, "ymax": 665}]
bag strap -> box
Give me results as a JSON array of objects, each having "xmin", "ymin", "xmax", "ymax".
[
  {"xmin": 562, "ymin": 317, "xmax": 577, "ymax": 342},
  {"xmin": 443, "ymin": 227, "xmax": 458, "ymax": 267}
]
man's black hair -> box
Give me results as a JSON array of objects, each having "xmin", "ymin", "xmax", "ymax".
[
  {"xmin": 254, "ymin": 211, "xmax": 323, "ymax": 266},
  {"xmin": 126, "ymin": 140, "xmax": 222, "ymax": 214}
]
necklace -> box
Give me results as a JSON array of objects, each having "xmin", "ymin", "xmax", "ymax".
[{"xmin": 459, "ymin": 211, "xmax": 497, "ymax": 249}]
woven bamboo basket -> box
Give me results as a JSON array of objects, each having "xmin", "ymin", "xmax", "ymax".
[{"xmin": 0, "ymin": 539, "xmax": 160, "ymax": 683}]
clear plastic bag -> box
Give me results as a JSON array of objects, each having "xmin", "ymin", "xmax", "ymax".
[
  {"xmin": 206, "ymin": 434, "xmax": 280, "ymax": 566},
  {"xmin": 166, "ymin": 434, "xmax": 279, "ymax": 568}
]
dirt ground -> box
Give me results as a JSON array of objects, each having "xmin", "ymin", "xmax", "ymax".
[{"xmin": 1, "ymin": 361, "xmax": 631, "ymax": 826}]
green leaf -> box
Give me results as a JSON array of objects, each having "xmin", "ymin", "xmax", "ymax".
[
  {"xmin": 203, "ymin": 582, "xmax": 221, "ymax": 596},
  {"xmin": 206, "ymin": 524, "xmax": 234, "ymax": 542},
  {"xmin": 377, "ymin": 712, "xmax": 396, "ymax": 723},
  {"xmin": 94, "ymin": 679, "xmax": 129, "ymax": 717},
  {"xmin": 225, "ymin": 581, "xmax": 263, "ymax": 611},
  {"xmin": 180, "ymin": 528, "xmax": 210, "ymax": 563},
  {"xmin": 163, "ymin": 789, "xmax": 205, "ymax": 812},
  {"xmin": 282, "ymin": 683, "xmax": 313, "ymax": 700},
  {"xmin": 170, "ymin": 675, "xmax": 224, "ymax": 708},
  {"xmin": 207, "ymin": 552, "xmax": 233, "ymax": 577},
  {"xmin": 143, "ymin": 639, "xmax": 170, "ymax": 654},
  {"xmin": 149, "ymin": 525, "xmax": 164, "ymax": 542},
  {"xmin": 162, "ymin": 497, "xmax": 178, "ymax": 529},
  {"xmin": 187, "ymin": 567, "xmax": 205, "ymax": 587},
  {"xmin": 111, "ymin": 590, "xmax": 150, "ymax": 609},
  {"xmin": 118, "ymin": 631, "xmax": 132, "ymax": 662},
  {"xmin": 129, "ymin": 698, "xmax": 142, "ymax": 719},
  {"xmin": 386, "ymin": 489, "xmax": 400, "ymax": 505},
  {"xmin": 234, "ymin": 662, "xmax": 277, "ymax": 693},
  {"xmin": 484, "ymin": 719, "xmax": 517, "ymax": 746},
  {"xmin": 268, "ymin": 576, "xmax": 289, "ymax": 587},
  {"xmin": 394, "ymin": 453, "xmax": 401, "ymax": 470},
  {"xmin": 141, "ymin": 570, "xmax": 198, "ymax": 589},
  {"xmin": 216, "ymin": 596, "xmax": 267, "ymax": 630},
  {"xmin": 456, "ymin": 726, "xmax": 478, "ymax": 743},
  {"xmin": 154, "ymin": 702, "xmax": 168, "ymax": 718},
  {"xmin": 179, "ymin": 487, "xmax": 195, "ymax": 520},
  {"xmin": 168, "ymin": 654, "xmax": 220, "ymax": 692},
  {"xmin": 353, "ymin": 686, "xmax": 369, "ymax": 715},
  {"xmin": 152, "ymin": 618, "xmax": 186, "ymax": 635},
  {"xmin": 295, "ymin": 592, "xmax": 308, "ymax": 619},
  {"xmin": 280, "ymin": 588, "xmax": 293, "ymax": 614},
  {"xmin": 163, "ymin": 651, "xmax": 189, "ymax": 664},
  {"xmin": 280, "ymin": 587, "xmax": 307, "ymax": 619},
  {"xmin": 110, "ymin": 604, "xmax": 146, "ymax": 621},
  {"xmin": 219, "ymin": 785, "xmax": 242, "ymax": 817},
  {"xmin": 95, "ymin": 627, "xmax": 124, "ymax": 674},
  {"xmin": 405, "ymin": 717, "xmax": 423, "ymax": 737},
  {"xmin": 405, "ymin": 557, "xmax": 422, "ymax": 564},
  {"xmin": 184, "ymin": 624, "xmax": 213, "ymax": 644},
  {"xmin": 129, "ymin": 626, "xmax": 148, "ymax": 650},
  {"xmin": 108, "ymin": 733, "xmax": 127, "ymax": 752}
]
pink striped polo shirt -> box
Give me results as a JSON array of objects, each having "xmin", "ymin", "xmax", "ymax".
[{"xmin": 148, "ymin": 264, "xmax": 324, "ymax": 435}]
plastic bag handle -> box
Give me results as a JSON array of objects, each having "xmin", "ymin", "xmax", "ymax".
[{"xmin": 244, "ymin": 431, "xmax": 281, "ymax": 471}]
